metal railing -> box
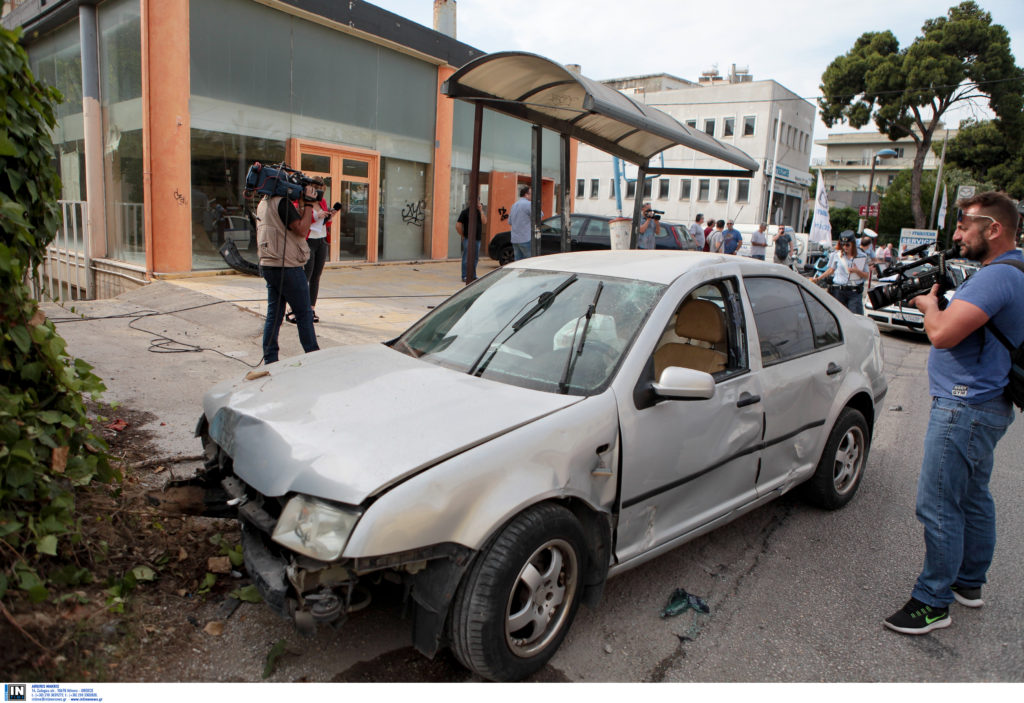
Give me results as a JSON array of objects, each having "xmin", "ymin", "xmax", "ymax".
[{"xmin": 31, "ymin": 200, "xmax": 91, "ymax": 303}]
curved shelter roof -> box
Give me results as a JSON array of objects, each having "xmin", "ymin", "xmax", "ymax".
[{"xmin": 443, "ymin": 51, "xmax": 759, "ymax": 171}]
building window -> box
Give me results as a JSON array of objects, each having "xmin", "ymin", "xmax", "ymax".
[
  {"xmin": 609, "ymin": 179, "xmax": 616, "ymax": 198},
  {"xmin": 590, "ymin": 178, "xmax": 599, "ymax": 199},
  {"xmin": 698, "ymin": 179, "xmax": 710, "ymax": 201},
  {"xmin": 679, "ymin": 178, "xmax": 692, "ymax": 201},
  {"xmin": 576, "ymin": 179, "xmax": 585, "ymax": 198},
  {"xmin": 686, "ymin": 119, "xmax": 697, "ymax": 129},
  {"xmin": 887, "ymin": 175, "xmax": 895, "ymax": 185},
  {"xmin": 723, "ymin": 117, "xmax": 735, "ymax": 137},
  {"xmin": 716, "ymin": 179, "xmax": 730, "ymax": 201},
  {"xmin": 743, "ymin": 116, "xmax": 756, "ymax": 136},
  {"xmin": 894, "ymin": 147, "xmax": 905, "ymax": 158},
  {"xmin": 643, "ymin": 179, "xmax": 652, "ymax": 198},
  {"xmin": 658, "ymin": 178, "xmax": 670, "ymax": 200},
  {"xmin": 736, "ymin": 179, "xmax": 750, "ymax": 202},
  {"xmin": 704, "ymin": 118, "xmax": 715, "ymax": 137},
  {"xmin": 626, "ymin": 181, "xmax": 636, "ymax": 198}
]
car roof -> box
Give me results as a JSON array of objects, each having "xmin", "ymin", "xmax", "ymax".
[{"xmin": 501, "ymin": 250, "xmax": 769, "ymax": 285}]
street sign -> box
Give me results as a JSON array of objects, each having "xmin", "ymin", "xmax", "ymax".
[
  {"xmin": 858, "ymin": 204, "xmax": 879, "ymax": 217},
  {"xmin": 957, "ymin": 185, "xmax": 976, "ymax": 201}
]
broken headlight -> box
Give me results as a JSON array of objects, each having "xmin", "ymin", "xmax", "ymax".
[{"xmin": 271, "ymin": 495, "xmax": 362, "ymax": 561}]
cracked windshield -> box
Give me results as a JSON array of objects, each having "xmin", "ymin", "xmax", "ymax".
[{"xmin": 395, "ymin": 269, "xmax": 664, "ymax": 394}]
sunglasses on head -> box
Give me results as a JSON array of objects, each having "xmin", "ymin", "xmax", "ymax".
[{"xmin": 957, "ymin": 211, "xmax": 997, "ymax": 226}]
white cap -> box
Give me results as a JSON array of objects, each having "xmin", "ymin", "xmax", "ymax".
[{"xmin": 863, "ymin": 228, "xmax": 878, "ymax": 238}]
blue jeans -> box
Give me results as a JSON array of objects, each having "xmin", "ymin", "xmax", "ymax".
[
  {"xmin": 912, "ymin": 395, "xmax": 1013, "ymax": 607},
  {"xmin": 304, "ymin": 237, "xmax": 328, "ymax": 307},
  {"xmin": 513, "ymin": 242, "xmax": 531, "ymax": 261},
  {"xmin": 461, "ymin": 237, "xmax": 480, "ymax": 281},
  {"xmin": 261, "ymin": 265, "xmax": 319, "ymax": 364}
]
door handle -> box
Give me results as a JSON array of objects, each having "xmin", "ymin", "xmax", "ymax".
[
  {"xmin": 826, "ymin": 362, "xmax": 842, "ymax": 376},
  {"xmin": 737, "ymin": 392, "xmax": 761, "ymax": 408}
]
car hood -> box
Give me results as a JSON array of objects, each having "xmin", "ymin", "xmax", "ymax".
[{"xmin": 203, "ymin": 344, "xmax": 582, "ymax": 505}]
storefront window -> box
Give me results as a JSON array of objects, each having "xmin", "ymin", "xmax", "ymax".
[
  {"xmin": 381, "ymin": 158, "xmax": 428, "ymax": 261},
  {"xmin": 98, "ymin": 0, "xmax": 143, "ymax": 265},
  {"xmin": 190, "ymin": 129, "xmax": 286, "ymax": 270}
]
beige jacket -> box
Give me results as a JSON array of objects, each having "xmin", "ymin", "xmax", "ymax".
[{"xmin": 257, "ymin": 196, "xmax": 310, "ymax": 268}]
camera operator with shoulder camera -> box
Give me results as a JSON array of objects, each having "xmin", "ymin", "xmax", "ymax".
[
  {"xmin": 638, "ymin": 203, "xmax": 661, "ymax": 250},
  {"xmin": 256, "ymin": 181, "xmax": 321, "ymax": 365},
  {"xmin": 884, "ymin": 191, "xmax": 1024, "ymax": 636}
]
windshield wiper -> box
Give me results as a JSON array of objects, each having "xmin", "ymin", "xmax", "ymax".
[
  {"xmin": 558, "ymin": 281, "xmax": 604, "ymax": 394},
  {"xmin": 467, "ymin": 274, "xmax": 579, "ymax": 377}
]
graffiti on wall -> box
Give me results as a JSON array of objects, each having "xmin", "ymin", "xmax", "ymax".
[{"xmin": 402, "ymin": 200, "xmax": 426, "ymax": 227}]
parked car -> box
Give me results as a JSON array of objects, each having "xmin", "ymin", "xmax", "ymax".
[
  {"xmin": 487, "ymin": 213, "xmax": 698, "ymax": 264},
  {"xmin": 196, "ymin": 250, "xmax": 887, "ymax": 681},
  {"xmin": 864, "ymin": 259, "xmax": 979, "ymax": 333},
  {"xmin": 220, "ymin": 215, "xmax": 254, "ymax": 249}
]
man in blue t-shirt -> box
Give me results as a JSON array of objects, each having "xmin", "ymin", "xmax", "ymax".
[
  {"xmin": 884, "ymin": 191, "xmax": 1024, "ymax": 636},
  {"xmin": 722, "ymin": 220, "xmax": 742, "ymax": 255}
]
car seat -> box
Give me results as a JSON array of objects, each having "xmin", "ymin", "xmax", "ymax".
[{"xmin": 653, "ymin": 298, "xmax": 727, "ymax": 377}]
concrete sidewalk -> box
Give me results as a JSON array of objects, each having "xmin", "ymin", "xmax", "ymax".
[{"xmin": 42, "ymin": 258, "xmax": 498, "ymax": 460}]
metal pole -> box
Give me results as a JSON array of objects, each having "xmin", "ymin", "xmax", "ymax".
[
  {"xmin": 765, "ymin": 112, "xmax": 781, "ymax": 224},
  {"xmin": 866, "ymin": 156, "xmax": 877, "ymax": 234},
  {"xmin": 630, "ymin": 165, "xmax": 647, "ymax": 249},
  {"xmin": 465, "ymin": 102, "xmax": 483, "ymax": 284},
  {"xmin": 559, "ymin": 134, "xmax": 571, "ymax": 253},
  {"xmin": 929, "ymin": 133, "xmax": 948, "ymax": 229},
  {"xmin": 531, "ymin": 125, "xmax": 542, "ymax": 257}
]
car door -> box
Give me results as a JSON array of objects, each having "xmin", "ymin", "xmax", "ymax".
[
  {"xmin": 615, "ymin": 276, "xmax": 764, "ymax": 565},
  {"xmin": 576, "ymin": 217, "xmax": 612, "ymax": 251},
  {"xmin": 539, "ymin": 215, "xmax": 586, "ymax": 254},
  {"xmin": 742, "ymin": 277, "xmax": 845, "ymax": 496}
]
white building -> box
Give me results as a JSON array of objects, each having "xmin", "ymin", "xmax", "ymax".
[{"xmin": 573, "ymin": 69, "xmax": 815, "ymax": 229}]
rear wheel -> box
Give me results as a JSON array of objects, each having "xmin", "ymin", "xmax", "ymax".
[
  {"xmin": 802, "ymin": 407, "xmax": 869, "ymax": 509},
  {"xmin": 496, "ymin": 244, "xmax": 514, "ymax": 266},
  {"xmin": 449, "ymin": 503, "xmax": 585, "ymax": 681}
]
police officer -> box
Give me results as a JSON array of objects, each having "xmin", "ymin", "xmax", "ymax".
[{"xmin": 811, "ymin": 230, "xmax": 869, "ymax": 313}]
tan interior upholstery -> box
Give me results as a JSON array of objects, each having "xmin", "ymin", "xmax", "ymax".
[{"xmin": 654, "ymin": 298, "xmax": 728, "ymax": 377}]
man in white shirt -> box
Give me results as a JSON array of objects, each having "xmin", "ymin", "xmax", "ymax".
[
  {"xmin": 750, "ymin": 223, "xmax": 768, "ymax": 260},
  {"xmin": 689, "ymin": 214, "xmax": 706, "ymax": 250}
]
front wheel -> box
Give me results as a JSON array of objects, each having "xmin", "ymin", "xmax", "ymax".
[
  {"xmin": 448, "ymin": 503, "xmax": 586, "ymax": 681},
  {"xmin": 802, "ymin": 407, "xmax": 869, "ymax": 509}
]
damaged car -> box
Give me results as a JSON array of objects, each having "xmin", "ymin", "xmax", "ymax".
[{"xmin": 195, "ymin": 250, "xmax": 887, "ymax": 681}]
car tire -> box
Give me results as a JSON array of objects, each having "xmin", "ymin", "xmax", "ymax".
[
  {"xmin": 802, "ymin": 407, "xmax": 869, "ymax": 510},
  {"xmin": 496, "ymin": 244, "xmax": 514, "ymax": 266},
  {"xmin": 448, "ymin": 502, "xmax": 586, "ymax": 682}
]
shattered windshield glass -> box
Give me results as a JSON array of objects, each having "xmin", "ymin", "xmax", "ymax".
[{"xmin": 394, "ymin": 268, "xmax": 664, "ymax": 395}]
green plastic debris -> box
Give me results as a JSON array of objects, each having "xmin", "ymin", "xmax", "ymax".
[{"xmin": 661, "ymin": 587, "xmax": 710, "ymax": 618}]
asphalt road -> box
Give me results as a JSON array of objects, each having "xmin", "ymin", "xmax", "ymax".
[{"xmin": 45, "ymin": 281, "xmax": 1024, "ymax": 683}]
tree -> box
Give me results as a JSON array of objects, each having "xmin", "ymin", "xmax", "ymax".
[
  {"xmin": 877, "ymin": 169, "xmax": 940, "ymax": 237},
  {"xmin": 829, "ymin": 206, "xmax": 860, "ymax": 236},
  {"xmin": 941, "ymin": 119, "xmax": 1024, "ymax": 198},
  {"xmin": 818, "ymin": 2, "xmax": 1024, "ymax": 228},
  {"xmin": 1, "ymin": 27, "xmax": 113, "ymax": 604}
]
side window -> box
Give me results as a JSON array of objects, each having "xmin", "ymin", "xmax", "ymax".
[
  {"xmin": 653, "ymin": 278, "xmax": 748, "ymax": 379},
  {"xmin": 800, "ymin": 288, "xmax": 842, "ymax": 347},
  {"xmin": 743, "ymin": 277, "xmax": 816, "ymax": 365},
  {"xmin": 586, "ymin": 218, "xmax": 611, "ymax": 241}
]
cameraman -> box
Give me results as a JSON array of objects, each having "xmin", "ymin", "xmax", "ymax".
[
  {"xmin": 884, "ymin": 191, "xmax": 1024, "ymax": 635},
  {"xmin": 256, "ymin": 183, "xmax": 321, "ymax": 365},
  {"xmin": 638, "ymin": 203, "xmax": 660, "ymax": 249}
]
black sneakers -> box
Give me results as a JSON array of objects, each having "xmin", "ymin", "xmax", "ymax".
[
  {"xmin": 951, "ymin": 584, "xmax": 984, "ymax": 608},
  {"xmin": 884, "ymin": 598, "xmax": 951, "ymax": 635}
]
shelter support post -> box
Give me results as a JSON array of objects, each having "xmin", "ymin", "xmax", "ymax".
[
  {"xmin": 630, "ymin": 165, "xmax": 647, "ymax": 249},
  {"xmin": 531, "ymin": 125, "xmax": 542, "ymax": 257},
  {"xmin": 465, "ymin": 102, "xmax": 483, "ymax": 284},
  {"xmin": 560, "ymin": 134, "xmax": 571, "ymax": 253}
]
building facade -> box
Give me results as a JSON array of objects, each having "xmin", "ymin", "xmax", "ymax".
[
  {"xmin": 573, "ymin": 73, "xmax": 815, "ymax": 230},
  {"xmin": 814, "ymin": 127, "xmax": 956, "ymax": 208},
  {"xmin": 3, "ymin": 0, "xmax": 570, "ymax": 297}
]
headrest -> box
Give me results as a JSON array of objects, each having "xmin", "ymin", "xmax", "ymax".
[{"xmin": 674, "ymin": 298, "xmax": 725, "ymax": 344}]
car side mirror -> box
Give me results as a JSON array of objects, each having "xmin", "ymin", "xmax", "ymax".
[{"xmin": 651, "ymin": 366, "xmax": 715, "ymax": 400}]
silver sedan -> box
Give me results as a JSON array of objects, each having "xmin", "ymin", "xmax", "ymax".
[{"xmin": 197, "ymin": 250, "xmax": 887, "ymax": 681}]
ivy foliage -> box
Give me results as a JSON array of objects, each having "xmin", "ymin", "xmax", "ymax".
[{"xmin": 1, "ymin": 26, "xmax": 114, "ymax": 603}]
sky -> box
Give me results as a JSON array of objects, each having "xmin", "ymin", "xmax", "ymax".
[{"xmin": 368, "ymin": 0, "xmax": 1024, "ymax": 160}]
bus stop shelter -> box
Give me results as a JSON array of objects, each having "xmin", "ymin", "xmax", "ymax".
[{"xmin": 442, "ymin": 52, "xmax": 760, "ymax": 281}]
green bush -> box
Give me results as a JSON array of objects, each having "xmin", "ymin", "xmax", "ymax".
[{"xmin": 1, "ymin": 26, "xmax": 114, "ymax": 603}]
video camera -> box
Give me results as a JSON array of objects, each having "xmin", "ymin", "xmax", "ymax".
[
  {"xmin": 867, "ymin": 244, "xmax": 960, "ymax": 311},
  {"xmin": 645, "ymin": 209, "xmax": 665, "ymax": 221},
  {"xmin": 244, "ymin": 162, "xmax": 324, "ymax": 202}
]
